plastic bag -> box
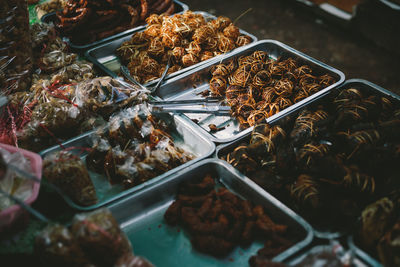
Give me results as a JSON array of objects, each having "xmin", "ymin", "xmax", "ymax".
[
  {"xmin": 0, "ymin": 0, "xmax": 33, "ymax": 93},
  {"xmin": 0, "ymin": 147, "xmax": 34, "ymax": 211},
  {"xmin": 42, "ymin": 150, "xmax": 97, "ymax": 207},
  {"xmin": 86, "ymin": 104, "xmax": 193, "ymax": 188},
  {"xmin": 36, "ymin": 208, "xmax": 136, "ymax": 266},
  {"xmin": 74, "ymin": 77, "xmax": 149, "ymax": 118},
  {"xmin": 71, "ymin": 208, "xmax": 132, "ymax": 266}
]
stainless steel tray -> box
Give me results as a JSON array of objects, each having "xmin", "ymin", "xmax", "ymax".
[
  {"xmin": 287, "ymin": 244, "xmax": 373, "ymax": 266},
  {"xmin": 348, "ymin": 237, "xmax": 383, "ymax": 267},
  {"xmin": 108, "ymin": 159, "xmax": 313, "ymax": 267},
  {"xmin": 156, "ymin": 39, "xmax": 345, "ymax": 143},
  {"xmin": 39, "ymin": 113, "xmax": 215, "ymax": 211},
  {"xmin": 344, "ymin": 79, "xmax": 400, "ymax": 267},
  {"xmin": 216, "ymin": 78, "xmax": 400, "ymax": 239},
  {"xmin": 84, "ymin": 11, "xmax": 258, "ymax": 84},
  {"xmin": 41, "ymin": 0, "xmax": 189, "ymax": 52}
]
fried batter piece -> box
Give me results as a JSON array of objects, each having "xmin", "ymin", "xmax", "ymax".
[{"xmin": 164, "ymin": 174, "xmax": 291, "ymax": 258}]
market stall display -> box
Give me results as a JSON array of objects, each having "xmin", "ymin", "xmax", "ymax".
[
  {"xmin": 0, "ymin": 143, "xmax": 42, "ymax": 232},
  {"xmin": 354, "ymin": 196, "xmax": 400, "ymax": 266},
  {"xmin": 164, "ymin": 174, "xmax": 294, "ymax": 258},
  {"xmin": 40, "ymin": 104, "xmax": 215, "ymax": 209},
  {"xmin": 218, "ymin": 79, "xmax": 400, "ymax": 240},
  {"xmin": 35, "ymin": 0, "xmax": 67, "ymax": 20},
  {"xmin": 85, "ymin": 11, "xmax": 256, "ymax": 87},
  {"xmin": 54, "ymin": 0, "xmax": 176, "ymax": 46},
  {"xmin": 2, "ymin": 0, "xmax": 400, "ymax": 265},
  {"xmin": 208, "ymin": 50, "xmax": 336, "ymax": 128},
  {"xmin": 35, "ymin": 208, "xmax": 154, "ymax": 267},
  {"xmin": 108, "ymin": 159, "xmax": 313, "ymax": 266},
  {"xmin": 117, "ymin": 11, "xmax": 253, "ymax": 84},
  {"xmin": 154, "ymin": 40, "xmax": 344, "ymax": 143},
  {"xmin": 1, "ymin": 0, "xmax": 33, "ymax": 93}
]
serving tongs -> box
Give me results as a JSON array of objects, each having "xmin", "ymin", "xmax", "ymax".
[
  {"xmin": 148, "ymin": 98, "xmax": 231, "ymax": 116},
  {"xmin": 121, "ymin": 62, "xmax": 231, "ymax": 116},
  {"xmin": 120, "ymin": 58, "xmax": 170, "ymax": 95}
]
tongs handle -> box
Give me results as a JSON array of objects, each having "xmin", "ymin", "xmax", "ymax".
[
  {"xmin": 149, "ymin": 98, "xmax": 231, "ymax": 115},
  {"xmin": 120, "ymin": 57, "xmax": 170, "ymax": 94}
]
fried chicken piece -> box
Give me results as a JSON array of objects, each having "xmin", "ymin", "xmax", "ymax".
[
  {"xmin": 191, "ymin": 235, "xmax": 235, "ymax": 258},
  {"xmin": 164, "ymin": 200, "xmax": 182, "ymax": 225}
]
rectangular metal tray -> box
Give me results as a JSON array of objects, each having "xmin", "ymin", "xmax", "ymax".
[
  {"xmin": 216, "ymin": 78, "xmax": 400, "ymax": 239},
  {"xmin": 286, "ymin": 243, "xmax": 373, "ymax": 266},
  {"xmin": 108, "ymin": 159, "xmax": 313, "ymax": 267},
  {"xmin": 84, "ymin": 11, "xmax": 258, "ymax": 86},
  {"xmin": 39, "ymin": 113, "xmax": 215, "ymax": 211},
  {"xmin": 348, "ymin": 237, "xmax": 383, "ymax": 267},
  {"xmin": 41, "ymin": 0, "xmax": 189, "ymax": 52},
  {"xmin": 156, "ymin": 39, "xmax": 345, "ymax": 143}
]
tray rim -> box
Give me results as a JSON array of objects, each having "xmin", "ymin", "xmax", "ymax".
[
  {"xmin": 38, "ymin": 114, "xmax": 216, "ymax": 211},
  {"xmin": 109, "ymin": 158, "xmax": 314, "ymax": 263},
  {"xmin": 84, "ymin": 10, "xmax": 258, "ymax": 83},
  {"xmin": 40, "ymin": 0, "xmax": 189, "ymax": 51},
  {"xmin": 158, "ymin": 39, "xmax": 345, "ymax": 144},
  {"xmin": 215, "ymin": 78, "xmax": 399, "ymax": 240}
]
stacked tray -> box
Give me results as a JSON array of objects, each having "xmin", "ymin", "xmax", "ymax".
[
  {"xmin": 215, "ymin": 79, "xmax": 399, "ymax": 266},
  {"xmin": 85, "ymin": 11, "xmax": 258, "ymax": 87},
  {"xmin": 155, "ymin": 40, "xmax": 345, "ymax": 143},
  {"xmin": 108, "ymin": 159, "xmax": 313, "ymax": 266},
  {"xmin": 40, "ymin": 0, "xmax": 189, "ymax": 52},
  {"xmin": 286, "ymin": 243, "xmax": 373, "ymax": 266},
  {"xmin": 216, "ymin": 78, "xmax": 400, "ymax": 234},
  {"xmin": 39, "ymin": 113, "xmax": 215, "ymax": 210}
]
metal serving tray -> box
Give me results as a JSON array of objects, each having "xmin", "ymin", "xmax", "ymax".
[
  {"xmin": 286, "ymin": 244, "xmax": 372, "ymax": 266},
  {"xmin": 156, "ymin": 39, "xmax": 345, "ymax": 144},
  {"xmin": 344, "ymin": 79, "xmax": 400, "ymax": 267},
  {"xmin": 84, "ymin": 11, "xmax": 258, "ymax": 85},
  {"xmin": 41, "ymin": 0, "xmax": 189, "ymax": 52},
  {"xmin": 108, "ymin": 159, "xmax": 313, "ymax": 267},
  {"xmin": 348, "ymin": 237, "xmax": 383, "ymax": 267},
  {"xmin": 39, "ymin": 113, "xmax": 215, "ymax": 211},
  {"xmin": 216, "ymin": 78, "xmax": 400, "ymax": 239}
]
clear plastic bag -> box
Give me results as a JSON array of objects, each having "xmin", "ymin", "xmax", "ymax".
[
  {"xmin": 0, "ymin": 147, "xmax": 34, "ymax": 211},
  {"xmin": 86, "ymin": 104, "xmax": 194, "ymax": 188},
  {"xmin": 74, "ymin": 77, "xmax": 149, "ymax": 118},
  {"xmin": 35, "ymin": 208, "xmax": 134, "ymax": 267},
  {"xmin": 0, "ymin": 0, "xmax": 33, "ymax": 93},
  {"xmin": 42, "ymin": 150, "xmax": 97, "ymax": 207}
]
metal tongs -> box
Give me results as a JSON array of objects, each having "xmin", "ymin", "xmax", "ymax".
[
  {"xmin": 121, "ymin": 62, "xmax": 231, "ymax": 116},
  {"xmin": 120, "ymin": 59, "xmax": 170, "ymax": 94},
  {"xmin": 148, "ymin": 98, "xmax": 231, "ymax": 116}
]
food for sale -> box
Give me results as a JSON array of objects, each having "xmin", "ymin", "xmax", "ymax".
[
  {"xmin": 357, "ymin": 196, "xmax": 400, "ymax": 266},
  {"xmin": 3, "ymin": 73, "xmax": 144, "ymax": 151},
  {"xmin": 117, "ymin": 11, "xmax": 253, "ymax": 84},
  {"xmin": 55, "ymin": 0, "xmax": 176, "ymax": 45},
  {"xmin": 1, "ymin": 22, "xmax": 101, "ymax": 151},
  {"xmin": 223, "ymin": 87, "xmax": 400, "ymax": 231},
  {"xmin": 1, "ymin": 0, "xmax": 33, "ymax": 93},
  {"xmin": 0, "ymin": 148, "xmax": 34, "ymax": 211},
  {"xmin": 74, "ymin": 76, "xmax": 149, "ymax": 118},
  {"xmin": 86, "ymin": 104, "xmax": 193, "ymax": 189},
  {"xmin": 36, "ymin": 0, "xmax": 67, "ymax": 20},
  {"xmin": 209, "ymin": 50, "xmax": 336, "ymax": 128},
  {"xmin": 43, "ymin": 150, "xmax": 97, "ymax": 206},
  {"xmin": 164, "ymin": 174, "xmax": 293, "ymax": 258},
  {"xmin": 377, "ymin": 219, "xmax": 400, "ymax": 267},
  {"xmin": 35, "ymin": 208, "xmax": 150, "ymax": 267}
]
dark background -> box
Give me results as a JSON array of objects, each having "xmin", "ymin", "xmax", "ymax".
[{"xmin": 187, "ymin": 0, "xmax": 400, "ymax": 95}]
